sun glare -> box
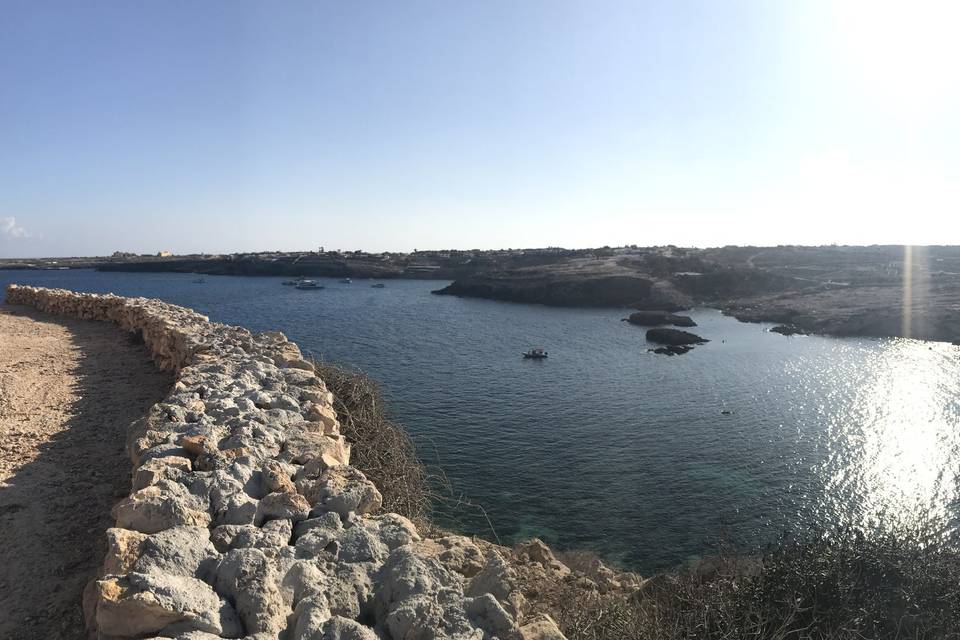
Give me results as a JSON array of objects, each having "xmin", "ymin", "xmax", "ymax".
[
  {"xmin": 833, "ymin": 0, "xmax": 960, "ymax": 118},
  {"xmin": 840, "ymin": 338, "xmax": 960, "ymax": 531}
]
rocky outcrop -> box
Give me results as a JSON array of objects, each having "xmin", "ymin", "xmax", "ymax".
[
  {"xmin": 433, "ymin": 272, "xmax": 657, "ymax": 307},
  {"xmin": 624, "ymin": 311, "xmax": 696, "ymax": 327},
  {"xmin": 5, "ymin": 285, "xmax": 561, "ymax": 640},
  {"xmin": 769, "ymin": 324, "xmax": 806, "ymax": 336},
  {"xmin": 645, "ymin": 328, "xmax": 708, "ymax": 346}
]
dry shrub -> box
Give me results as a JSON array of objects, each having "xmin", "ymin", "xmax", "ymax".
[
  {"xmin": 311, "ymin": 361, "xmax": 432, "ymax": 528},
  {"xmin": 527, "ymin": 526, "xmax": 960, "ymax": 640}
]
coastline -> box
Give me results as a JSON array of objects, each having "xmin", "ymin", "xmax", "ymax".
[
  {"xmin": 4, "ymin": 285, "xmax": 960, "ymax": 638},
  {"xmin": 7, "ymin": 244, "xmax": 959, "ymax": 344},
  {"xmin": 2, "ymin": 285, "xmax": 640, "ymax": 640}
]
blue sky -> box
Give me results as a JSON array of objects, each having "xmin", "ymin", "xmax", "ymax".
[{"xmin": 1, "ymin": 0, "xmax": 958, "ymax": 257}]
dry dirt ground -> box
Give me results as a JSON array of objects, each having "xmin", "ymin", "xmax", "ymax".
[{"xmin": 0, "ymin": 304, "xmax": 171, "ymax": 640}]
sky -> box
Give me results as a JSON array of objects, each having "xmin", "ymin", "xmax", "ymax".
[{"xmin": 1, "ymin": 0, "xmax": 959, "ymax": 258}]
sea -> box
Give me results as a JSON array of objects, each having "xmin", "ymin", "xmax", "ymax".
[{"xmin": 3, "ymin": 269, "xmax": 958, "ymax": 573}]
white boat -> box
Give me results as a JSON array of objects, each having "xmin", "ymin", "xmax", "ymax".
[
  {"xmin": 295, "ymin": 280, "xmax": 323, "ymax": 290},
  {"xmin": 340, "ymin": 277, "xmax": 352, "ymax": 284}
]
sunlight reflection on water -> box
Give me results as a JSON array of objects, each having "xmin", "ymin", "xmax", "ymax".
[{"xmin": 819, "ymin": 339, "xmax": 960, "ymax": 535}]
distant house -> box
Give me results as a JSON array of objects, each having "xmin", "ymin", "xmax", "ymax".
[{"xmin": 157, "ymin": 250, "xmax": 173, "ymax": 257}]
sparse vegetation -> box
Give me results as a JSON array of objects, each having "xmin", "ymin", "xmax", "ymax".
[{"xmin": 526, "ymin": 526, "xmax": 960, "ymax": 640}]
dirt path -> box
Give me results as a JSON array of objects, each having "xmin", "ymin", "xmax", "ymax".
[{"xmin": 0, "ymin": 305, "xmax": 171, "ymax": 640}]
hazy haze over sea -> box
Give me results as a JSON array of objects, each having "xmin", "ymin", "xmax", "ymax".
[{"xmin": 4, "ymin": 270, "xmax": 958, "ymax": 572}]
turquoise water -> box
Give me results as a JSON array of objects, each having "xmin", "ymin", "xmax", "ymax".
[{"xmin": 4, "ymin": 269, "xmax": 959, "ymax": 572}]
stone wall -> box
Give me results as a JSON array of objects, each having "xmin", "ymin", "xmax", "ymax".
[{"xmin": 5, "ymin": 285, "xmax": 564, "ymax": 640}]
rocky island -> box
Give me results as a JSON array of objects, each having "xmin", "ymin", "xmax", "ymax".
[
  {"xmin": 623, "ymin": 311, "xmax": 697, "ymax": 327},
  {"xmin": 644, "ymin": 327, "xmax": 709, "ymax": 356}
]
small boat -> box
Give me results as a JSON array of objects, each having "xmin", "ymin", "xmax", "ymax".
[
  {"xmin": 371, "ymin": 283, "xmax": 385, "ymax": 288},
  {"xmin": 295, "ymin": 280, "xmax": 324, "ymax": 290},
  {"xmin": 281, "ymin": 280, "xmax": 299, "ymax": 286},
  {"xmin": 522, "ymin": 347, "xmax": 548, "ymax": 359},
  {"xmin": 340, "ymin": 278, "xmax": 352, "ymax": 284}
]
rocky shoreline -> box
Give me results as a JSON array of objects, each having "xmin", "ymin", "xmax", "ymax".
[
  {"xmin": 5, "ymin": 285, "xmax": 644, "ymax": 640},
  {"xmin": 10, "ymin": 245, "xmax": 960, "ymax": 344}
]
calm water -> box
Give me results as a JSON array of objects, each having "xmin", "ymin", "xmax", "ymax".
[{"xmin": 3, "ymin": 269, "xmax": 959, "ymax": 572}]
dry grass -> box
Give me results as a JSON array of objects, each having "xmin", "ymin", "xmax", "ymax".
[{"xmin": 311, "ymin": 361, "xmax": 433, "ymax": 528}]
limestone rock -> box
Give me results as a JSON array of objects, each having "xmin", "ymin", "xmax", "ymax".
[
  {"xmin": 256, "ymin": 491, "xmax": 311, "ymax": 525},
  {"xmin": 214, "ymin": 548, "xmax": 287, "ymax": 635},
  {"xmin": 466, "ymin": 551, "xmax": 515, "ymax": 603},
  {"xmin": 414, "ymin": 535, "xmax": 485, "ymax": 578},
  {"xmin": 180, "ymin": 434, "xmax": 216, "ymax": 456},
  {"xmin": 133, "ymin": 456, "xmax": 193, "ymax": 491},
  {"xmin": 333, "ymin": 522, "xmax": 389, "ymax": 564},
  {"xmin": 466, "ymin": 593, "xmax": 516, "ymax": 636},
  {"xmin": 298, "ymin": 466, "xmax": 382, "ymax": 518},
  {"xmin": 288, "ymin": 595, "xmax": 332, "ymax": 640},
  {"xmin": 213, "ymin": 519, "xmax": 294, "ymax": 551},
  {"xmin": 132, "ymin": 526, "xmax": 219, "ymax": 580},
  {"xmin": 294, "ymin": 512, "xmax": 343, "ymax": 557},
  {"xmin": 316, "ymin": 616, "xmax": 379, "ymax": 640},
  {"xmin": 366, "ymin": 513, "xmax": 421, "ymax": 551},
  {"xmin": 281, "ymin": 430, "xmax": 351, "ymax": 466},
  {"xmin": 374, "ymin": 546, "xmax": 482, "ymax": 639},
  {"xmin": 261, "ymin": 459, "xmax": 296, "ymax": 494},
  {"xmin": 96, "ymin": 572, "xmax": 240, "ymax": 638},
  {"xmin": 272, "ymin": 393, "xmax": 301, "ymax": 412},
  {"xmin": 213, "ymin": 491, "xmax": 258, "ymax": 527},
  {"xmin": 515, "ymin": 539, "xmax": 570, "ymax": 577},
  {"xmin": 306, "ymin": 403, "xmax": 340, "ymax": 433},
  {"xmin": 112, "ymin": 486, "xmax": 212, "ymax": 534},
  {"xmin": 103, "ymin": 528, "xmax": 149, "ymax": 575},
  {"xmin": 519, "ymin": 614, "xmax": 567, "ymax": 640}
]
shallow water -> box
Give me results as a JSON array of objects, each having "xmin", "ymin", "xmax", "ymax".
[{"xmin": 4, "ymin": 269, "xmax": 959, "ymax": 572}]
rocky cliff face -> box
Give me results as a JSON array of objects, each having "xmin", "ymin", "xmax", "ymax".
[{"xmin": 4, "ymin": 285, "xmax": 569, "ymax": 640}]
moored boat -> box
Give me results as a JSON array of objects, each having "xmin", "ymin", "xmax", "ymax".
[
  {"xmin": 340, "ymin": 277, "xmax": 352, "ymax": 284},
  {"xmin": 295, "ymin": 280, "xmax": 323, "ymax": 290},
  {"xmin": 371, "ymin": 283, "xmax": 385, "ymax": 288}
]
